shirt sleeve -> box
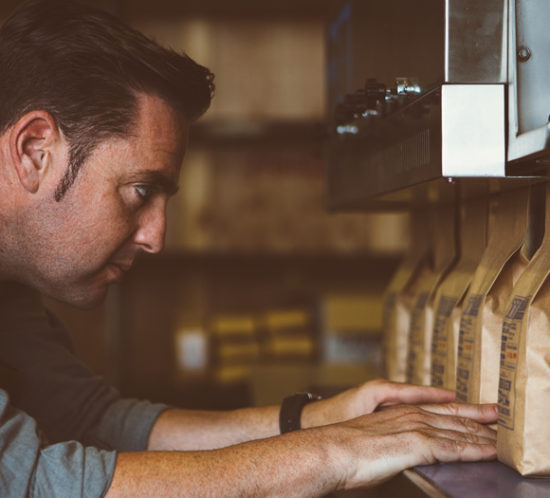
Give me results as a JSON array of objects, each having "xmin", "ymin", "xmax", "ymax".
[
  {"xmin": 0, "ymin": 389, "xmax": 116, "ymax": 498},
  {"xmin": 0, "ymin": 282, "xmax": 170, "ymax": 451},
  {"xmin": 84, "ymin": 398, "xmax": 169, "ymax": 452}
]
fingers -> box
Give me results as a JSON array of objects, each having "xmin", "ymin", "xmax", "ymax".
[
  {"xmin": 385, "ymin": 404, "xmax": 497, "ymax": 441},
  {"xmin": 371, "ymin": 380, "xmax": 456, "ymax": 408},
  {"xmin": 424, "ymin": 432, "xmax": 497, "ymax": 464},
  {"xmin": 418, "ymin": 411, "xmax": 497, "ymax": 441},
  {"xmin": 406, "ymin": 417, "xmax": 497, "ymax": 467},
  {"xmin": 422, "ymin": 426, "xmax": 495, "ymax": 445},
  {"xmin": 420, "ymin": 403, "xmax": 498, "ymax": 424},
  {"xmin": 335, "ymin": 404, "xmax": 497, "ymax": 489}
]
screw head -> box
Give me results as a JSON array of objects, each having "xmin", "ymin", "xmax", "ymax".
[{"xmin": 517, "ymin": 45, "xmax": 532, "ymax": 62}]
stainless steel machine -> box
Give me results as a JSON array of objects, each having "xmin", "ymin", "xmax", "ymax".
[{"xmin": 327, "ymin": 0, "xmax": 550, "ymax": 211}]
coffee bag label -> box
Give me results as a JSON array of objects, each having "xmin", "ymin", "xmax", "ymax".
[
  {"xmin": 456, "ymin": 293, "xmax": 483, "ymax": 402},
  {"xmin": 431, "ymin": 295, "xmax": 458, "ymax": 387},
  {"xmin": 406, "ymin": 291, "xmax": 430, "ymax": 382},
  {"xmin": 498, "ymin": 295, "xmax": 529, "ymax": 430}
]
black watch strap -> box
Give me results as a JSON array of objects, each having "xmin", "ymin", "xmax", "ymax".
[{"xmin": 279, "ymin": 392, "xmax": 322, "ymax": 434}]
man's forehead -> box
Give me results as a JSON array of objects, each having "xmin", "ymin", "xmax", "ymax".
[
  {"xmin": 136, "ymin": 95, "xmax": 188, "ymax": 156},
  {"xmin": 126, "ymin": 93, "xmax": 188, "ymax": 175},
  {"xmin": 135, "ymin": 93, "xmax": 189, "ymax": 141}
]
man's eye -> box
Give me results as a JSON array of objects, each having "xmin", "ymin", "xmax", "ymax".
[{"xmin": 134, "ymin": 184, "xmax": 152, "ymax": 199}]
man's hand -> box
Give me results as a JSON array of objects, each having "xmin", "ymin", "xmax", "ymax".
[
  {"xmin": 302, "ymin": 378, "xmax": 457, "ymax": 429},
  {"xmin": 325, "ymin": 401, "xmax": 497, "ymax": 490}
]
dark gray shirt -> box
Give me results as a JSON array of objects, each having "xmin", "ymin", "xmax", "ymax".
[{"xmin": 0, "ymin": 282, "xmax": 169, "ymax": 496}]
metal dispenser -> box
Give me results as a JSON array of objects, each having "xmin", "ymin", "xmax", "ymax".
[{"xmin": 327, "ymin": 0, "xmax": 550, "ymax": 211}]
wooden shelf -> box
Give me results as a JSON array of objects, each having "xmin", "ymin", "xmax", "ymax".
[
  {"xmin": 118, "ymin": 0, "xmax": 341, "ymax": 21},
  {"xmin": 331, "ymin": 461, "xmax": 550, "ymax": 497},
  {"xmin": 137, "ymin": 249, "xmax": 402, "ymax": 267}
]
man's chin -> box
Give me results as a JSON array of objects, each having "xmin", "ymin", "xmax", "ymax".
[
  {"xmin": 71, "ymin": 290, "xmax": 109, "ymax": 309},
  {"xmin": 47, "ymin": 282, "xmax": 111, "ymax": 309}
]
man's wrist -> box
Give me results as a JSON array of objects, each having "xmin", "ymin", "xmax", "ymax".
[
  {"xmin": 279, "ymin": 393, "xmax": 322, "ymax": 433},
  {"xmin": 300, "ymin": 396, "xmax": 327, "ymax": 430}
]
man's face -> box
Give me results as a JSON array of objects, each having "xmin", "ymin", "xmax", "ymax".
[{"xmin": 18, "ymin": 94, "xmax": 187, "ymax": 307}]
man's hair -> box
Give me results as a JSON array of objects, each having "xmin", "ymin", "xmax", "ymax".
[{"xmin": 0, "ymin": 0, "xmax": 214, "ymax": 201}]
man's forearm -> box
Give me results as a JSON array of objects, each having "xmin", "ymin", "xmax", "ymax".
[
  {"xmin": 110, "ymin": 428, "xmax": 337, "ymax": 497},
  {"xmin": 147, "ymin": 405, "xmax": 281, "ymax": 450}
]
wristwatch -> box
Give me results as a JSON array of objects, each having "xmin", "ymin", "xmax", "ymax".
[{"xmin": 279, "ymin": 392, "xmax": 322, "ymax": 434}]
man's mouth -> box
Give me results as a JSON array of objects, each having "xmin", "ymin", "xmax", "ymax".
[
  {"xmin": 106, "ymin": 261, "xmax": 133, "ymax": 281},
  {"xmin": 112, "ymin": 261, "xmax": 133, "ymax": 272}
]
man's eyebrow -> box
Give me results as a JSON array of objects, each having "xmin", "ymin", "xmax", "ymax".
[{"xmin": 135, "ymin": 170, "xmax": 180, "ymax": 196}]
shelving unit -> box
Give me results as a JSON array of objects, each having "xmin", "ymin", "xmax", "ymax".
[{"xmin": 116, "ymin": 251, "xmax": 400, "ymax": 407}]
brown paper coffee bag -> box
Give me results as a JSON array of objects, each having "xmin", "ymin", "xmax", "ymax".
[
  {"xmin": 498, "ymin": 183, "xmax": 550, "ymax": 476},
  {"xmin": 431, "ymin": 196, "xmax": 488, "ymax": 389},
  {"xmin": 456, "ymin": 188, "xmax": 530, "ymax": 403},
  {"xmin": 407, "ymin": 204, "xmax": 457, "ymax": 386},
  {"xmin": 382, "ymin": 212, "xmax": 430, "ymax": 382}
]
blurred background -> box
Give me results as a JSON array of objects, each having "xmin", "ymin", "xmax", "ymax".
[{"xmin": 0, "ymin": 0, "xmax": 409, "ymax": 410}]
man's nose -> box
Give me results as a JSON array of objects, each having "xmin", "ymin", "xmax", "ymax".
[{"xmin": 133, "ymin": 201, "xmax": 166, "ymax": 254}]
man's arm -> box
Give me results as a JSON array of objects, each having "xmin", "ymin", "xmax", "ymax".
[
  {"xmin": 147, "ymin": 404, "xmax": 279, "ymax": 450},
  {"xmin": 0, "ymin": 390, "xmax": 116, "ymax": 498},
  {"xmin": 109, "ymin": 402, "xmax": 497, "ymax": 496},
  {"xmin": 147, "ymin": 379, "xmax": 458, "ymax": 451},
  {"xmin": 0, "ymin": 285, "xmax": 171, "ymax": 453}
]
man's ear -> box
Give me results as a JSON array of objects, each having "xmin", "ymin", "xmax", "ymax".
[{"xmin": 9, "ymin": 111, "xmax": 61, "ymax": 194}]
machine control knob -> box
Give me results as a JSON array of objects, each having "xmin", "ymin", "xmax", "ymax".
[
  {"xmin": 333, "ymin": 76, "xmax": 424, "ymax": 129},
  {"xmin": 394, "ymin": 77, "xmax": 422, "ymax": 95}
]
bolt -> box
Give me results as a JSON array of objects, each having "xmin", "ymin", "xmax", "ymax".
[{"xmin": 517, "ymin": 46, "xmax": 531, "ymax": 62}]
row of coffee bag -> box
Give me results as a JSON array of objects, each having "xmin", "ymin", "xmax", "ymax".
[
  {"xmin": 383, "ymin": 188, "xmax": 531, "ymax": 389},
  {"xmin": 456, "ymin": 187, "xmax": 530, "ymax": 403},
  {"xmin": 383, "ymin": 184, "xmax": 550, "ymax": 475},
  {"xmin": 497, "ymin": 183, "xmax": 550, "ymax": 476}
]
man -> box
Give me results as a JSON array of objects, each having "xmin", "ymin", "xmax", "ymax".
[{"xmin": 0, "ymin": 0, "xmax": 497, "ymax": 496}]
